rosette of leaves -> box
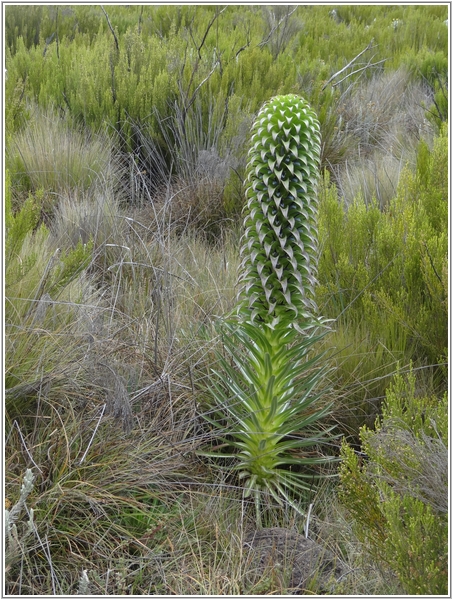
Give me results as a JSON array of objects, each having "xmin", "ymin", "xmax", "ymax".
[
  {"xmin": 204, "ymin": 318, "xmax": 335, "ymax": 522},
  {"xmin": 202, "ymin": 95, "xmax": 335, "ymax": 525},
  {"xmin": 237, "ymin": 93, "xmax": 322, "ymax": 329}
]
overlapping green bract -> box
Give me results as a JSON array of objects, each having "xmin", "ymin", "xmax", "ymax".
[{"xmin": 237, "ymin": 94, "xmax": 321, "ymax": 327}]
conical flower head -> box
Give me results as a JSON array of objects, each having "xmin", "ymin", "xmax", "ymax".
[{"xmin": 237, "ymin": 94, "xmax": 321, "ymax": 327}]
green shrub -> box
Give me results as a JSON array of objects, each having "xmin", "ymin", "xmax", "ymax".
[
  {"xmin": 316, "ymin": 127, "xmax": 447, "ymax": 436},
  {"xmin": 4, "ymin": 61, "xmax": 30, "ymax": 138},
  {"xmin": 318, "ymin": 125, "xmax": 447, "ymax": 370},
  {"xmin": 5, "ymin": 5, "xmax": 447, "ymax": 174},
  {"xmin": 339, "ymin": 367, "xmax": 448, "ymax": 595}
]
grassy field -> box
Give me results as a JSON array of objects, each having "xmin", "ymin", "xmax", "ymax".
[{"xmin": 4, "ymin": 4, "xmax": 448, "ymax": 595}]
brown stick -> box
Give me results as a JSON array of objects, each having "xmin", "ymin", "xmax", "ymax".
[
  {"xmin": 101, "ymin": 5, "xmax": 119, "ymax": 53},
  {"xmin": 322, "ymin": 41, "xmax": 379, "ymax": 90}
]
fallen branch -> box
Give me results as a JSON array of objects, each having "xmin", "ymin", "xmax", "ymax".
[
  {"xmin": 322, "ymin": 41, "xmax": 381, "ymax": 90},
  {"xmin": 258, "ymin": 6, "xmax": 298, "ymax": 48},
  {"xmin": 331, "ymin": 58, "xmax": 387, "ymax": 89}
]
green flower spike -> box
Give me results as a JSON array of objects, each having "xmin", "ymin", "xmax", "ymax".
[
  {"xmin": 237, "ymin": 94, "xmax": 322, "ymax": 329},
  {"xmin": 202, "ymin": 95, "xmax": 335, "ymax": 527}
]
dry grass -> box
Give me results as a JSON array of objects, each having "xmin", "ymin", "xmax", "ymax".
[
  {"xmin": 340, "ymin": 67, "xmax": 433, "ymax": 157},
  {"xmin": 368, "ymin": 426, "xmax": 448, "ymax": 514},
  {"xmin": 7, "ymin": 104, "xmax": 114, "ymax": 213},
  {"xmin": 335, "ymin": 152, "xmax": 405, "ymax": 209},
  {"xmin": 5, "ymin": 400, "xmax": 205, "ymax": 594},
  {"xmin": 326, "ymin": 68, "xmax": 435, "ymax": 206}
]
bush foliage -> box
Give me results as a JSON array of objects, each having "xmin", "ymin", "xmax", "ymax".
[
  {"xmin": 5, "ymin": 5, "xmax": 447, "ymax": 155},
  {"xmin": 318, "ymin": 124, "xmax": 448, "ymax": 366},
  {"xmin": 339, "ymin": 368, "xmax": 448, "ymax": 595}
]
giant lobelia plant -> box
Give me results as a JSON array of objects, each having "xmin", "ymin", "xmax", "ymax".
[{"xmin": 203, "ymin": 95, "xmax": 335, "ymax": 524}]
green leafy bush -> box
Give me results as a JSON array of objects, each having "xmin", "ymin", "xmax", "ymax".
[
  {"xmin": 339, "ymin": 367, "xmax": 448, "ymax": 594},
  {"xmin": 315, "ymin": 126, "xmax": 447, "ymax": 434},
  {"xmin": 5, "ymin": 5, "xmax": 447, "ymax": 173},
  {"xmin": 318, "ymin": 125, "xmax": 447, "ymax": 367}
]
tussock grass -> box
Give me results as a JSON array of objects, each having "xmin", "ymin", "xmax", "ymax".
[
  {"xmin": 5, "ymin": 224, "xmax": 99, "ymax": 421},
  {"xmin": 168, "ymin": 230, "xmax": 239, "ymax": 327},
  {"xmin": 336, "ymin": 152, "xmax": 405, "ymax": 209},
  {"xmin": 340, "ymin": 68, "xmax": 433, "ymax": 157},
  {"xmin": 51, "ymin": 189, "xmax": 125, "ymax": 249},
  {"xmin": 7, "ymin": 104, "xmax": 114, "ymax": 211},
  {"xmin": 326, "ymin": 68, "xmax": 435, "ymax": 201},
  {"xmin": 5, "ymin": 397, "xmax": 206, "ymax": 595}
]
